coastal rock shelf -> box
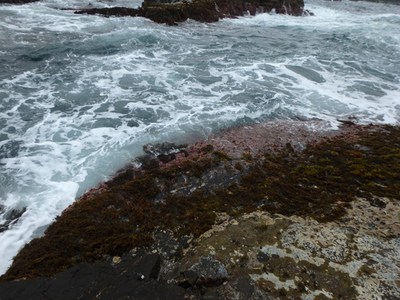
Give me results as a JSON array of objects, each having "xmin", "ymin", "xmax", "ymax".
[{"xmin": 0, "ymin": 121, "xmax": 399, "ymax": 299}]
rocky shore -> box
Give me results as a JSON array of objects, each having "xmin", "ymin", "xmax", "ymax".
[
  {"xmin": 74, "ymin": 0, "xmax": 308, "ymax": 25},
  {"xmin": 0, "ymin": 120, "xmax": 399, "ymax": 299},
  {"xmin": 0, "ymin": 0, "xmax": 38, "ymax": 4},
  {"xmin": 0, "ymin": 0, "xmax": 308, "ymax": 24}
]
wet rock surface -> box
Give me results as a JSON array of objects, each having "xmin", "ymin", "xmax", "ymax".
[
  {"xmin": 0, "ymin": 254, "xmax": 186, "ymax": 300},
  {"xmin": 0, "ymin": 121, "xmax": 399, "ymax": 299},
  {"xmin": 1, "ymin": 0, "xmax": 307, "ymax": 21},
  {"xmin": 75, "ymin": 0, "xmax": 307, "ymax": 25},
  {"xmin": 0, "ymin": 207, "xmax": 26, "ymax": 233},
  {"xmin": 0, "ymin": 0, "xmax": 38, "ymax": 4}
]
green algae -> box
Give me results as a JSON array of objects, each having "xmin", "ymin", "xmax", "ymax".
[{"xmin": 2, "ymin": 125, "xmax": 399, "ymax": 281}]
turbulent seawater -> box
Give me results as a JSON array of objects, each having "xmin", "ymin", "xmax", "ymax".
[{"xmin": 0, "ymin": 0, "xmax": 399, "ymax": 275}]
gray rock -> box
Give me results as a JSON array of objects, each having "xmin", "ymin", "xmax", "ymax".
[{"xmin": 188, "ymin": 256, "xmax": 228, "ymax": 287}]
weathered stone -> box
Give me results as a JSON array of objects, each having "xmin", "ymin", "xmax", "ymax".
[
  {"xmin": 188, "ymin": 256, "xmax": 228, "ymax": 287},
  {"xmin": 174, "ymin": 207, "xmax": 400, "ymax": 299}
]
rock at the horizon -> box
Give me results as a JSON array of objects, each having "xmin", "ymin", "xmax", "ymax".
[
  {"xmin": 0, "ymin": 0, "xmax": 38, "ymax": 4},
  {"xmin": 75, "ymin": 0, "xmax": 307, "ymax": 25}
]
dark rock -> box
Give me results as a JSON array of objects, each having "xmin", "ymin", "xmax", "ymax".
[
  {"xmin": 157, "ymin": 153, "xmax": 177, "ymax": 164},
  {"xmin": 136, "ymin": 154, "xmax": 160, "ymax": 170},
  {"xmin": 99, "ymin": 279, "xmax": 186, "ymax": 300},
  {"xmin": 136, "ymin": 142, "xmax": 188, "ymax": 166},
  {"xmin": 182, "ymin": 270, "xmax": 199, "ymax": 287},
  {"xmin": 303, "ymin": 9, "xmax": 314, "ymax": 16},
  {"xmin": 213, "ymin": 0, "xmax": 305, "ymax": 17},
  {"xmin": 74, "ymin": 7, "xmax": 141, "ymax": 17},
  {"xmin": 107, "ymin": 167, "xmax": 137, "ymax": 187},
  {"xmin": 338, "ymin": 119, "xmax": 357, "ymax": 127},
  {"xmin": 45, "ymin": 262, "xmax": 117, "ymax": 299},
  {"xmin": 0, "ymin": 0, "xmax": 38, "ymax": 4},
  {"xmin": 75, "ymin": 0, "xmax": 307, "ymax": 25},
  {"xmin": 188, "ymin": 256, "xmax": 228, "ymax": 287},
  {"xmin": 132, "ymin": 253, "xmax": 161, "ymax": 280},
  {"xmin": 0, "ymin": 278, "xmax": 50, "ymax": 300},
  {"xmin": 0, "ymin": 256, "xmax": 184, "ymax": 300},
  {"xmin": 200, "ymin": 287, "xmax": 221, "ymax": 300},
  {"xmin": 233, "ymin": 276, "xmax": 254, "ymax": 299},
  {"xmin": 0, "ymin": 207, "xmax": 27, "ymax": 233},
  {"xmin": 256, "ymin": 251, "xmax": 270, "ymax": 263},
  {"xmin": 143, "ymin": 142, "xmax": 187, "ymax": 157},
  {"xmin": 369, "ymin": 197, "xmax": 386, "ymax": 208}
]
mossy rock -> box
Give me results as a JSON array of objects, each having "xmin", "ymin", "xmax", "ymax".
[{"xmin": 2, "ymin": 125, "xmax": 398, "ymax": 281}]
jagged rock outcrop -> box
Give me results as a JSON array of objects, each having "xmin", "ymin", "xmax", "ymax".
[
  {"xmin": 75, "ymin": 0, "xmax": 307, "ymax": 25},
  {"xmin": 1, "ymin": 0, "xmax": 306, "ymax": 23},
  {"xmin": 0, "ymin": 0, "xmax": 38, "ymax": 4}
]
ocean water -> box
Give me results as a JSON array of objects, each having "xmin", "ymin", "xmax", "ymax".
[{"xmin": 0, "ymin": 0, "xmax": 399, "ymax": 275}]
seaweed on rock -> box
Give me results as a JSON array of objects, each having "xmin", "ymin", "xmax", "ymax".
[{"xmin": 2, "ymin": 125, "xmax": 399, "ymax": 280}]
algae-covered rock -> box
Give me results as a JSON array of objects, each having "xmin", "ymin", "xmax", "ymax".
[
  {"xmin": 1, "ymin": 123, "xmax": 399, "ymax": 299},
  {"xmin": 169, "ymin": 207, "xmax": 400, "ymax": 299}
]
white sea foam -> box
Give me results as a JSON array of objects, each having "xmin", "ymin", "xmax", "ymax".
[{"xmin": 0, "ymin": 0, "xmax": 399, "ymax": 275}]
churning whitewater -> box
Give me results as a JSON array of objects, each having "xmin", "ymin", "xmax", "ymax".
[{"xmin": 0, "ymin": 0, "xmax": 399, "ymax": 274}]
